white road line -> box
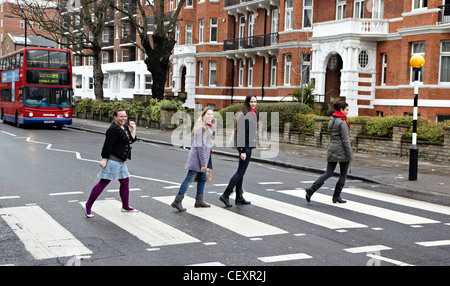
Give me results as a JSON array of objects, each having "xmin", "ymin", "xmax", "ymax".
[
  {"xmin": 415, "ymin": 240, "xmax": 450, "ymax": 247},
  {"xmin": 0, "ymin": 196, "xmax": 20, "ymax": 200},
  {"xmin": 344, "ymin": 187, "xmax": 450, "ymax": 216},
  {"xmin": 154, "ymin": 195, "xmax": 288, "ymax": 237},
  {"xmin": 258, "ymin": 253, "xmax": 312, "ymax": 263},
  {"xmin": 240, "ymin": 192, "xmax": 367, "ymax": 230},
  {"xmin": 366, "ymin": 254, "xmax": 413, "ymax": 266},
  {"xmin": 106, "ymin": 188, "xmax": 141, "ymax": 193},
  {"xmin": 81, "ymin": 199, "xmax": 200, "ymax": 247},
  {"xmin": 257, "ymin": 182, "xmax": 284, "ymax": 185},
  {"xmin": 1, "ymin": 131, "xmax": 16, "ymax": 136},
  {"xmin": 344, "ymin": 245, "xmax": 392, "ymax": 254},
  {"xmin": 279, "ymin": 190, "xmax": 440, "ymax": 225},
  {"xmin": 0, "ymin": 205, "xmax": 92, "ymax": 260},
  {"xmin": 49, "ymin": 192, "xmax": 84, "ymax": 196},
  {"xmin": 188, "ymin": 262, "xmax": 226, "ymax": 266}
]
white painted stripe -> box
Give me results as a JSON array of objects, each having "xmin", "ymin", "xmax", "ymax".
[
  {"xmin": 258, "ymin": 253, "xmax": 312, "ymax": 263},
  {"xmin": 49, "ymin": 192, "xmax": 84, "ymax": 196},
  {"xmin": 279, "ymin": 190, "xmax": 439, "ymax": 225},
  {"xmin": 1, "ymin": 131, "xmax": 16, "ymax": 136},
  {"xmin": 154, "ymin": 196, "xmax": 288, "ymax": 237},
  {"xmin": 344, "ymin": 245, "xmax": 392, "ymax": 254},
  {"xmin": 81, "ymin": 199, "xmax": 199, "ymax": 247},
  {"xmin": 130, "ymin": 174, "xmax": 179, "ymax": 185},
  {"xmin": 257, "ymin": 182, "xmax": 284, "ymax": 185},
  {"xmin": 241, "ymin": 192, "xmax": 367, "ymax": 230},
  {"xmin": 0, "ymin": 205, "xmax": 92, "ymax": 260},
  {"xmin": 106, "ymin": 188, "xmax": 141, "ymax": 193},
  {"xmin": 188, "ymin": 262, "xmax": 226, "ymax": 266},
  {"xmin": 344, "ymin": 188, "xmax": 450, "ymax": 216},
  {"xmin": 0, "ymin": 196, "xmax": 20, "ymax": 200},
  {"xmin": 366, "ymin": 254, "xmax": 413, "ymax": 266},
  {"xmin": 212, "ymin": 184, "xmax": 229, "ymax": 187},
  {"xmin": 415, "ymin": 240, "xmax": 450, "ymax": 247}
]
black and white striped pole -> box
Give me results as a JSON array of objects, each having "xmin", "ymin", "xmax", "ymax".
[{"xmin": 409, "ymin": 55, "xmax": 425, "ymax": 181}]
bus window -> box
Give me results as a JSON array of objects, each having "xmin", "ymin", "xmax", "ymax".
[
  {"xmin": 49, "ymin": 51, "xmax": 69, "ymax": 69},
  {"xmin": 24, "ymin": 87, "xmax": 72, "ymax": 108},
  {"xmin": 26, "ymin": 50, "xmax": 69, "ymax": 69}
]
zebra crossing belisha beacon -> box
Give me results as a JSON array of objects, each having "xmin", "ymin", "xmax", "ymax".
[
  {"xmin": 83, "ymin": 109, "xmax": 138, "ymax": 218},
  {"xmin": 305, "ymin": 101, "xmax": 354, "ymax": 204}
]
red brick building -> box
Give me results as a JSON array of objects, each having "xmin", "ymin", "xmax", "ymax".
[{"xmin": 169, "ymin": 0, "xmax": 450, "ymax": 121}]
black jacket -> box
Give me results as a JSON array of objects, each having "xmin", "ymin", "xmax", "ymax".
[
  {"xmin": 236, "ymin": 112, "xmax": 257, "ymax": 153},
  {"xmin": 101, "ymin": 123, "xmax": 136, "ymax": 161}
]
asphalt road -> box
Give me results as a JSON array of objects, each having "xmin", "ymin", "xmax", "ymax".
[{"xmin": 1, "ymin": 122, "xmax": 450, "ymax": 268}]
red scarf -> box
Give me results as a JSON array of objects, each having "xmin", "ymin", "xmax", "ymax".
[
  {"xmin": 333, "ymin": 111, "xmax": 349, "ymax": 127},
  {"xmin": 250, "ymin": 108, "xmax": 257, "ymax": 115}
]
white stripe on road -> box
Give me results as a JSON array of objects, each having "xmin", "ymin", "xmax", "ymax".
[
  {"xmin": 344, "ymin": 245, "xmax": 392, "ymax": 254},
  {"xmin": 154, "ymin": 196, "xmax": 288, "ymax": 237},
  {"xmin": 344, "ymin": 187, "xmax": 450, "ymax": 216},
  {"xmin": 1, "ymin": 131, "xmax": 16, "ymax": 136},
  {"xmin": 0, "ymin": 196, "xmax": 20, "ymax": 200},
  {"xmin": 258, "ymin": 253, "xmax": 312, "ymax": 263},
  {"xmin": 240, "ymin": 192, "xmax": 367, "ymax": 230},
  {"xmin": 81, "ymin": 199, "xmax": 200, "ymax": 247},
  {"xmin": 0, "ymin": 205, "xmax": 92, "ymax": 260},
  {"xmin": 415, "ymin": 240, "xmax": 450, "ymax": 247},
  {"xmin": 279, "ymin": 190, "xmax": 440, "ymax": 225},
  {"xmin": 257, "ymin": 182, "xmax": 284, "ymax": 185},
  {"xmin": 49, "ymin": 192, "xmax": 84, "ymax": 196},
  {"xmin": 366, "ymin": 254, "xmax": 413, "ymax": 266}
]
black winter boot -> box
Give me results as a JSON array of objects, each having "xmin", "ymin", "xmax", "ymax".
[
  {"xmin": 305, "ymin": 182, "xmax": 324, "ymax": 203},
  {"xmin": 195, "ymin": 194, "xmax": 211, "ymax": 208},
  {"xmin": 219, "ymin": 188, "xmax": 233, "ymax": 207},
  {"xmin": 235, "ymin": 189, "xmax": 251, "ymax": 205},
  {"xmin": 332, "ymin": 185, "xmax": 347, "ymax": 203},
  {"xmin": 171, "ymin": 194, "xmax": 187, "ymax": 212}
]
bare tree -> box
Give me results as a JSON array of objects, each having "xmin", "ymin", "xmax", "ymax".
[
  {"xmin": 114, "ymin": 0, "xmax": 185, "ymax": 100},
  {"xmin": 13, "ymin": 0, "xmax": 112, "ymax": 101}
]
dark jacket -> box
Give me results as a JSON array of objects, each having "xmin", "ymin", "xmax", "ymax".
[
  {"xmin": 101, "ymin": 123, "xmax": 136, "ymax": 161},
  {"xmin": 235, "ymin": 112, "xmax": 257, "ymax": 153},
  {"xmin": 327, "ymin": 116, "xmax": 353, "ymax": 162}
]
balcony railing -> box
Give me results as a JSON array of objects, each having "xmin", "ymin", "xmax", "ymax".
[
  {"xmin": 223, "ymin": 32, "xmax": 278, "ymax": 51},
  {"xmin": 312, "ymin": 18, "xmax": 388, "ymax": 39},
  {"xmin": 438, "ymin": 5, "xmax": 450, "ymax": 25}
]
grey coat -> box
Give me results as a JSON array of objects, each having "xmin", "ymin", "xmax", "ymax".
[
  {"xmin": 185, "ymin": 122, "xmax": 214, "ymax": 172},
  {"xmin": 327, "ymin": 116, "xmax": 354, "ymax": 162}
]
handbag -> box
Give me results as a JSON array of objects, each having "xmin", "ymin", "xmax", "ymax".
[{"xmin": 193, "ymin": 169, "xmax": 212, "ymax": 183}]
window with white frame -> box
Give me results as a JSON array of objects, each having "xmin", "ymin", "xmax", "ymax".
[
  {"xmin": 185, "ymin": 24, "xmax": 192, "ymax": 44},
  {"xmin": 199, "ymin": 19, "xmax": 204, "ymax": 43},
  {"xmin": 175, "ymin": 25, "xmax": 179, "ymax": 45},
  {"xmin": 411, "ymin": 42, "xmax": 425, "ymax": 83},
  {"xmin": 440, "ymin": 41, "xmax": 450, "ymax": 83},
  {"xmin": 103, "ymin": 75, "xmax": 109, "ymax": 89},
  {"xmin": 89, "ymin": 77, "xmax": 94, "ymax": 89},
  {"xmin": 413, "ymin": 0, "xmax": 427, "ymax": 9},
  {"xmin": 198, "ymin": 61, "xmax": 203, "ymax": 86},
  {"xmin": 284, "ymin": 54, "xmax": 292, "ymax": 85},
  {"xmin": 248, "ymin": 60, "xmax": 253, "ymax": 87},
  {"xmin": 372, "ymin": 0, "xmax": 384, "ymax": 19},
  {"xmin": 354, "ymin": 0, "xmax": 364, "ymax": 18},
  {"xmin": 186, "ymin": 0, "xmax": 193, "ymax": 7},
  {"xmin": 145, "ymin": 75, "xmax": 153, "ymax": 90},
  {"xmin": 285, "ymin": 0, "xmax": 293, "ymax": 30},
  {"xmin": 303, "ymin": 0, "xmax": 313, "ymax": 28},
  {"xmin": 102, "ymin": 29, "xmax": 109, "ymax": 42},
  {"xmin": 270, "ymin": 58, "xmax": 277, "ymax": 86},
  {"xmin": 239, "ymin": 60, "xmax": 244, "ymax": 87},
  {"xmin": 381, "ymin": 53, "xmax": 387, "ymax": 85},
  {"xmin": 302, "ymin": 53, "xmax": 311, "ymax": 84},
  {"xmin": 210, "ymin": 18, "xmax": 218, "ymax": 42},
  {"xmin": 209, "ymin": 61, "xmax": 217, "ymax": 86},
  {"xmin": 102, "ymin": 52, "xmax": 109, "ymax": 64},
  {"xmin": 337, "ymin": 0, "xmax": 346, "ymax": 20}
]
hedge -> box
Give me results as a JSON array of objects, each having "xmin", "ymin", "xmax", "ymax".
[{"xmin": 292, "ymin": 114, "xmax": 450, "ymax": 143}]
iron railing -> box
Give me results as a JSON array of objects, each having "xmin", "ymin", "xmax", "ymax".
[{"xmin": 223, "ymin": 32, "xmax": 278, "ymax": 51}]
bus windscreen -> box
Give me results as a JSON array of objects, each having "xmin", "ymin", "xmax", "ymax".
[{"xmin": 26, "ymin": 50, "xmax": 69, "ymax": 69}]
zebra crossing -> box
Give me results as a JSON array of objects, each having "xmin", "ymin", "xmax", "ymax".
[{"xmin": 1, "ymin": 182, "xmax": 450, "ymax": 266}]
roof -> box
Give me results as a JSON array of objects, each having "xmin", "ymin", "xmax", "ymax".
[{"xmin": 8, "ymin": 34, "xmax": 55, "ymax": 48}]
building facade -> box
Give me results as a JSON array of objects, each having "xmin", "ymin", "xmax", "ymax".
[{"xmin": 70, "ymin": 0, "xmax": 450, "ymax": 122}]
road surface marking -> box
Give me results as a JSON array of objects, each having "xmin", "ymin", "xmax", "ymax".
[
  {"xmin": 81, "ymin": 199, "xmax": 200, "ymax": 247},
  {"xmin": 415, "ymin": 240, "xmax": 450, "ymax": 247},
  {"xmin": 0, "ymin": 205, "xmax": 92, "ymax": 260},
  {"xmin": 279, "ymin": 190, "xmax": 439, "ymax": 225},
  {"xmin": 344, "ymin": 245, "xmax": 392, "ymax": 254},
  {"xmin": 240, "ymin": 192, "xmax": 367, "ymax": 230},
  {"xmin": 258, "ymin": 253, "xmax": 312, "ymax": 263},
  {"xmin": 154, "ymin": 195, "xmax": 288, "ymax": 237}
]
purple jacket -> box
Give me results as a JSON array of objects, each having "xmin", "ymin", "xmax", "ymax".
[{"xmin": 185, "ymin": 121, "xmax": 213, "ymax": 172}]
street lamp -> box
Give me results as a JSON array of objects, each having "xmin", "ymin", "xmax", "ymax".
[{"xmin": 409, "ymin": 54, "xmax": 425, "ymax": 181}]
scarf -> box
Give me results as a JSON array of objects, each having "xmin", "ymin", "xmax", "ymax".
[
  {"xmin": 333, "ymin": 111, "xmax": 349, "ymax": 127},
  {"xmin": 250, "ymin": 108, "xmax": 257, "ymax": 115}
]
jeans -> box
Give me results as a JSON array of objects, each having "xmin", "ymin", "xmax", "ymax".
[
  {"xmin": 315, "ymin": 161, "xmax": 350, "ymax": 188},
  {"xmin": 224, "ymin": 149, "xmax": 252, "ymax": 195},
  {"xmin": 178, "ymin": 170, "xmax": 207, "ymax": 196}
]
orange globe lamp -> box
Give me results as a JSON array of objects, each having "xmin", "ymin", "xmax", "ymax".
[{"xmin": 410, "ymin": 54, "xmax": 425, "ymax": 69}]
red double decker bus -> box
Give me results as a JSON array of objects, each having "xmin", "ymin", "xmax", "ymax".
[{"xmin": 0, "ymin": 47, "xmax": 73, "ymax": 128}]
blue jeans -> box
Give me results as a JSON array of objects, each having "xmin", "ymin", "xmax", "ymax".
[{"xmin": 178, "ymin": 170, "xmax": 207, "ymax": 196}]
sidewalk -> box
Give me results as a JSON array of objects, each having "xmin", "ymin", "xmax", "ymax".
[{"xmin": 69, "ymin": 118, "xmax": 450, "ymax": 206}]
